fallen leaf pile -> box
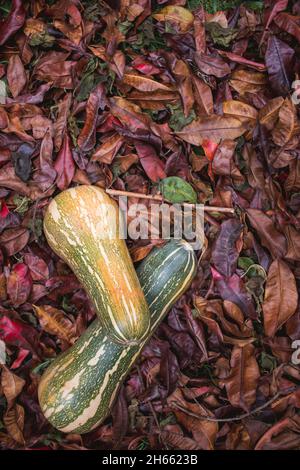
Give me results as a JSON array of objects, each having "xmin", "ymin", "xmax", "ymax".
[{"xmin": 0, "ymin": 0, "xmax": 300, "ymax": 450}]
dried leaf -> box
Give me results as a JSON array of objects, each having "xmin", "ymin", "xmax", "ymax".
[
  {"xmin": 77, "ymin": 83, "xmax": 107, "ymax": 152},
  {"xmin": 3, "ymin": 404, "xmax": 25, "ymax": 445},
  {"xmin": 153, "ymin": 6, "xmax": 194, "ymax": 33},
  {"xmin": 0, "ymin": 0, "xmax": 26, "ymax": 46},
  {"xmin": 176, "ymin": 115, "xmax": 246, "ymax": 145},
  {"xmin": 224, "ymin": 344, "xmax": 260, "ymax": 412},
  {"xmin": 135, "ymin": 142, "xmax": 166, "ymax": 182},
  {"xmin": 194, "ymin": 52, "xmax": 231, "ymax": 78},
  {"xmin": 123, "ymin": 73, "xmax": 172, "ymax": 92},
  {"xmin": 33, "ymin": 304, "xmax": 76, "ymax": 343},
  {"xmin": 262, "ymin": 260, "xmax": 298, "ymax": 337},
  {"xmin": 1, "ymin": 366, "xmax": 25, "ymax": 409},
  {"xmin": 54, "ymin": 133, "xmax": 75, "ymax": 190},
  {"xmin": 265, "ymin": 36, "xmax": 294, "ymax": 96},
  {"xmin": 7, "ymin": 55, "xmax": 27, "ymax": 99}
]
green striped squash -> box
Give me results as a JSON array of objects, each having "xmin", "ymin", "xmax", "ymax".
[
  {"xmin": 38, "ymin": 240, "xmax": 197, "ymax": 434},
  {"xmin": 43, "ymin": 185, "xmax": 150, "ymax": 345}
]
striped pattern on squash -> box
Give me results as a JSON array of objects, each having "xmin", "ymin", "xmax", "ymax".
[
  {"xmin": 38, "ymin": 239, "xmax": 197, "ymax": 434},
  {"xmin": 43, "ymin": 185, "xmax": 150, "ymax": 345}
]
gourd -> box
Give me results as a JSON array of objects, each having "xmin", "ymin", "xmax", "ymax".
[
  {"xmin": 38, "ymin": 239, "xmax": 197, "ymax": 434},
  {"xmin": 43, "ymin": 185, "xmax": 150, "ymax": 345}
]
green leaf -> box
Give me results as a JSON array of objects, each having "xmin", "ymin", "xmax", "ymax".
[
  {"xmin": 259, "ymin": 352, "xmax": 277, "ymax": 373},
  {"xmin": 245, "ymin": 1, "xmax": 264, "ymax": 11},
  {"xmin": 205, "ymin": 22, "xmax": 238, "ymax": 48},
  {"xmin": 29, "ymin": 32, "xmax": 55, "ymax": 48},
  {"xmin": 76, "ymin": 73, "xmax": 95, "ymax": 102},
  {"xmin": 238, "ymin": 256, "xmax": 255, "ymax": 271},
  {"xmin": 32, "ymin": 359, "xmax": 54, "ymax": 375},
  {"xmin": 187, "ymin": 0, "xmax": 244, "ymax": 13},
  {"xmin": 167, "ymin": 103, "xmax": 196, "ymax": 132},
  {"xmin": 13, "ymin": 195, "xmax": 31, "ymax": 215},
  {"xmin": 160, "ymin": 176, "xmax": 197, "ymax": 204}
]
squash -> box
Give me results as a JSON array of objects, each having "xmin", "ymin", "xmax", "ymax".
[
  {"xmin": 38, "ymin": 239, "xmax": 197, "ymax": 434},
  {"xmin": 43, "ymin": 185, "xmax": 150, "ymax": 345}
]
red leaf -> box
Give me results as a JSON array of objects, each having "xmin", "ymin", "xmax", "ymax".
[
  {"xmin": 77, "ymin": 84, "xmax": 107, "ymax": 152},
  {"xmin": 135, "ymin": 142, "xmax": 166, "ymax": 182},
  {"xmin": 54, "ymin": 133, "xmax": 75, "ymax": 190},
  {"xmin": 7, "ymin": 263, "xmax": 32, "ymax": 307},
  {"xmin": 0, "ymin": 201, "xmax": 9, "ymax": 218},
  {"xmin": 202, "ymin": 139, "xmax": 218, "ymax": 181},
  {"xmin": 0, "ymin": 0, "xmax": 26, "ymax": 46},
  {"xmin": 10, "ymin": 348, "xmax": 30, "ymax": 369},
  {"xmin": 0, "ymin": 315, "xmax": 39, "ymax": 357}
]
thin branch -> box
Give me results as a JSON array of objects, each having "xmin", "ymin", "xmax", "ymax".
[
  {"xmin": 171, "ymin": 391, "xmax": 283, "ymax": 423},
  {"xmin": 106, "ymin": 189, "xmax": 235, "ymax": 214}
]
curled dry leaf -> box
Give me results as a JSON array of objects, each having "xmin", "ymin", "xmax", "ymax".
[
  {"xmin": 77, "ymin": 84, "xmax": 107, "ymax": 152},
  {"xmin": 7, "ymin": 55, "xmax": 27, "ymax": 99},
  {"xmin": 33, "ymin": 304, "xmax": 76, "ymax": 344},
  {"xmin": 1, "ymin": 365, "xmax": 25, "ymax": 409},
  {"xmin": 258, "ymin": 97, "xmax": 284, "ymax": 130},
  {"xmin": 223, "ymin": 344, "xmax": 260, "ymax": 412},
  {"xmin": 54, "ymin": 133, "xmax": 75, "ymax": 191},
  {"xmin": 271, "ymin": 98, "xmax": 296, "ymax": 146},
  {"xmin": 3, "ymin": 404, "xmax": 25, "ymax": 445},
  {"xmin": 262, "ymin": 260, "xmax": 298, "ymax": 337}
]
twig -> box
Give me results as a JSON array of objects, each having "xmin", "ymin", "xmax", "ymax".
[
  {"xmin": 171, "ymin": 391, "xmax": 283, "ymax": 423},
  {"xmin": 106, "ymin": 189, "xmax": 235, "ymax": 214}
]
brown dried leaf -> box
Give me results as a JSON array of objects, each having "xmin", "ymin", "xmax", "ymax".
[
  {"xmin": 176, "ymin": 115, "xmax": 246, "ymax": 145},
  {"xmin": 271, "ymin": 98, "xmax": 296, "ymax": 146},
  {"xmin": 122, "ymin": 73, "xmax": 173, "ymax": 92},
  {"xmin": 7, "ymin": 55, "xmax": 27, "ymax": 99},
  {"xmin": 0, "ymin": 227, "xmax": 30, "ymax": 256},
  {"xmin": 3, "ymin": 404, "xmax": 25, "ymax": 445},
  {"xmin": 258, "ymin": 97, "xmax": 284, "ymax": 130},
  {"xmin": 224, "ymin": 344, "xmax": 260, "ymax": 412},
  {"xmin": 33, "ymin": 304, "xmax": 76, "ymax": 343},
  {"xmin": 262, "ymin": 259, "xmax": 298, "ymax": 337},
  {"xmin": 1, "ymin": 366, "xmax": 25, "ymax": 409}
]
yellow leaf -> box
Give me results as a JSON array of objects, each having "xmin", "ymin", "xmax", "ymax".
[
  {"xmin": 153, "ymin": 6, "xmax": 194, "ymax": 32},
  {"xmin": 33, "ymin": 305, "xmax": 76, "ymax": 343}
]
